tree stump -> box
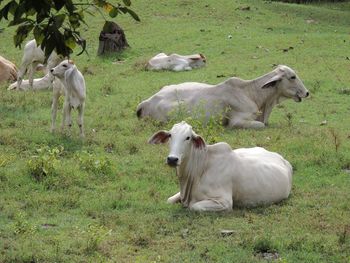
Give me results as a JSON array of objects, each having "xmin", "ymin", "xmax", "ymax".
[{"xmin": 97, "ymin": 21, "xmax": 129, "ymax": 56}]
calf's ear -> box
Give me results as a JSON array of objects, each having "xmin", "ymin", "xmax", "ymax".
[
  {"xmin": 192, "ymin": 134, "xmax": 206, "ymax": 149},
  {"xmin": 148, "ymin": 130, "xmax": 170, "ymax": 144},
  {"xmin": 261, "ymin": 74, "xmax": 282, "ymax": 89}
]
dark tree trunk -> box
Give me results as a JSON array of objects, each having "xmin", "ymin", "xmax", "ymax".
[{"xmin": 97, "ymin": 21, "xmax": 129, "ymax": 56}]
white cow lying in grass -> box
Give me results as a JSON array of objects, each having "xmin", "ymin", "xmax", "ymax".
[
  {"xmin": 8, "ymin": 73, "xmax": 54, "ymax": 91},
  {"xmin": 50, "ymin": 60, "xmax": 86, "ymax": 137},
  {"xmin": 17, "ymin": 39, "xmax": 63, "ymax": 90},
  {"xmin": 137, "ymin": 65, "xmax": 309, "ymax": 129},
  {"xmin": 149, "ymin": 121, "xmax": 293, "ymax": 211},
  {"xmin": 146, "ymin": 53, "xmax": 206, "ymax": 71}
]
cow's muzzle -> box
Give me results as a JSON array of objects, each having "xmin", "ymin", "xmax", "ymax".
[
  {"xmin": 294, "ymin": 91, "xmax": 309, "ymax": 102},
  {"xmin": 167, "ymin": 156, "xmax": 179, "ymax": 167}
]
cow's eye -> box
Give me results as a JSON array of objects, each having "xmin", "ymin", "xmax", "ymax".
[
  {"xmin": 63, "ymin": 64, "xmax": 68, "ymax": 68},
  {"xmin": 185, "ymin": 136, "xmax": 190, "ymax": 141},
  {"xmin": 290, "ymin": 76, "xmax": 296, "ymax": 80}
]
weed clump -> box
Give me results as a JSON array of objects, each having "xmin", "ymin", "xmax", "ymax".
[
  {"xmin": 168, "ymin": 100, "xmax": 226, "ymax": 144},
  {"xmin": 75, "ymin": 151, "xmax": 112, "ymax": 176},
  {"xmin": 27, "ymin": 146, "xmax": 64, "ymax": 182}
]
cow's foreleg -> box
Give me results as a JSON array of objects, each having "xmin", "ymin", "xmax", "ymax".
[
  {"xmin": 77, "ymin": 103, "xmax": 85, "ymax": 138},
  {"xmin": 228, "ymin": 112, "xmax": 265, "ymax": 129},
  {"xmin": 167, "ymin": 192, "xmax": 181, "ymax": 204},
  {"xmin": 50, "ymin": 92, "xmax": 60, "ymax": 133},
  {"xmin": 29, "ymin": 62, "xmax": 40, "ymax": 88},
  {"xmin": 229, "ymin": 118, "xmax": 265, "ymax": 129},
  {"xmin": 17, "ymin": 64, "xmax": 28, "ymax": 90},
  {"xmin": 262, "ymin": 105, "xmax": 274, "ymax": 126},
  {"xmin": 190, "ymin": 199, "xmax": 232, "ymax": 212}
]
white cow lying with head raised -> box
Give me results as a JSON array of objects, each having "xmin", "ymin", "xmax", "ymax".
[
  {"xmin": 138, "ymin": 65, "xmax": 309, "ymax": 129},
  {"xmin": 50, "ymin": 60, "xmax": 86, "ymax": 137},
  {"xmin": 146, "ymin": 53, "xmax": 206, "ymax": 71},
  {"xmin": 149, "ymin": 121, "xmax": 293, "ymax": 212},
  {"xmin": 8, "ymin": 73, "xmax": 55, "ymax": 91}
]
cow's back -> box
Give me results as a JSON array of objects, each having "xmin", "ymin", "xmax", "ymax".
[
  {"xmin": 231, "ymin": 147, "xmax": 292, "ymax": 206},
  {"xmin": 137, "ymin": 82, "xmax": 214, "ymax": 120},
  {"xmin": 0, "ymin": 56, "xmax": 17, "ymax": 82}
]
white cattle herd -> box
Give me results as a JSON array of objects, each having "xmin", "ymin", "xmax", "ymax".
[{"xmin": 1, "ymin": 39, "xmax": 311, "ymax": 211}]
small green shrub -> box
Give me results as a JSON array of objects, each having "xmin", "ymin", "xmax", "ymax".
[
  {"xmin": 168, "ymin": 100, "xmax": 225, "ymax": 144},
  {"xmin": 12, "ymin": 212, "xmax": 37, "ymax": 235},
  {"xmin": 253, "ymin": 237, "xmax": 278, "ymax": 253},
  {"xmin": 84, "ymin": 224, "xmax": 111, "ymax": 255},
  {"xmin": 27, "ymin": 146, "xmax": 64, "ymax": 182},
  {"xmin": 75, "ymin": 151, "xmax": 112, "ymax": 176}
]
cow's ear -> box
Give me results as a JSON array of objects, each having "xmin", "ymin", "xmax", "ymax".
[
  {"xmin": 148, "ymin": 130, "xmax": 170, "ymax": 144},
  {"xmin": 261, "ymin": 74, "xmax": 282, "ymax": 89},
  {"xmin": 192, "ymin": 134, "xmax": 206, "ymax": 149}
]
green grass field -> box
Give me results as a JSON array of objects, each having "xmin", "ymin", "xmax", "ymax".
[{"xmin": 1, "ymin": 0, "xmax": 350, "ymax": 262}]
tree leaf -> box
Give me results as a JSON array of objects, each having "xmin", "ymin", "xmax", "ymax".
[
  {"xmin": 33, "ymin": 26, "xmax": 44, "ymax": 45},
  {"xmin": 54, "ymin": 13, "xmax": 66, "ymax": 28},
  {"xmin": 109, "ymin": 7, "xmax": 119, "ymax": 18},
  {"xmin": 14, "ymin": 22, "xmax": 34, "ymax": 47},
  {"xmin": 0, "ymin": 1, "xmax": 17, "ymax": 20},
  {"xmin": 123, "ymin": 0, "xmax": 131, "ymax": 7},
  {"xmin": 64, "ymin": 36, "xmax": 76, "ymax": 49},
  {"xmin": 123, "ymin": 7, "xmax": 140, "ymax": 21},
  {"xmin": 103, "ymin": 3, "xmax": 113, "ymax": 12},
  {"xmin": 53, "ymin": 0, "xmax": 65, "ymax": 11}
]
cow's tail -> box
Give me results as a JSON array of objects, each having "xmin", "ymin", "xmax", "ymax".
[{"xmin": 136, "ymin": 102, "xmax": 145, "ymax": 118}]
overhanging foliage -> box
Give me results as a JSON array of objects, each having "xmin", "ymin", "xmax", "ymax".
[{"xmin": 0, "ymin": 0, "xmax": 140, "ymax": 57}]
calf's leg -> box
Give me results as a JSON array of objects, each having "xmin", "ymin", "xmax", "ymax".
[
  {"xmin": 51, "ymin": 93, "xmax": 60, "ymax": 132},
  {"xmin": 61, "ymin": 100, "xmax": 70, "ymax": 133},
  {"xmin": 77, "ymin": 103, "xmax": 85, "ymax": 138}
]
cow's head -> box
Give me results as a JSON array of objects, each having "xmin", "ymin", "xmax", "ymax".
[
  {"xmin": 262, "ymin": 65, "xmax": 309, "ymax": 102},
  {"xmin": 148, "ymin": 121, "xmax": 206, "ymax": 167},
  {"xmin": 188, "ymin": 54, "xmax": 206, "ymax": 68},
  {"xmin": 50, "ymin": 59, "xmax": 75, "ymax": 79}
]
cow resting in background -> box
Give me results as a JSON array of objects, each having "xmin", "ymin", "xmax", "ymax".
[
  {"xmin": 149, "ymin": 121, "xmax": 293, "ymax": 212},
  {"xmin": 8, "ymin": 73, "xmax": 54, "ymax": 91},
  {"xmin": 50, "ymin": 60, "xmax": 86, "ymax": 137},
  {"xmin": 146, "ymin": 53, "xmax": 206, "ymax": 71},
  {"xmin": 0, "ymin": 55, "xmax": 17, "ymax": 83},
  {"xmin": 17, "ymin": 39, "xmax": 63, "ymax": 90},
  {"xmin": 137, "ymin": 65, "xmax": 309, "ymax": 129}
]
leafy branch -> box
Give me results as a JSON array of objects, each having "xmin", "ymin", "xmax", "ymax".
[{"xmin": 0, "ymin": 0, "xmax": 140, "ymax": 57}]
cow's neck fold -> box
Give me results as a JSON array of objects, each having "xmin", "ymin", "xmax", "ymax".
[
  {"xmin": 176, "ymin": 144, "xmax": 208, "ymax": 207},
  {"xmin": 249, "ymin": 70, "xmax": 281, "ymax": 110}
]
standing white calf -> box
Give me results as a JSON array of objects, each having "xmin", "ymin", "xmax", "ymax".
[
  {"xmin": 149, "ymin": 121, "xmax": 293, "ymax": 212},
  {"xmin": 146, "ymin": 53, "xmax": 206, "ymax": 71},
  {"xmin": 17, "ymin": 39, "xmax": 63, "ymax": 90},
  {"xmin": 50, "ymin": 60, "xmax": 86, "ymax": 137}
]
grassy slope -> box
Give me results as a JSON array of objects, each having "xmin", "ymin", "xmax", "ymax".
[{"xmin": 0, "ymin": 0, "xmax": 350, "ymax": 262}]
